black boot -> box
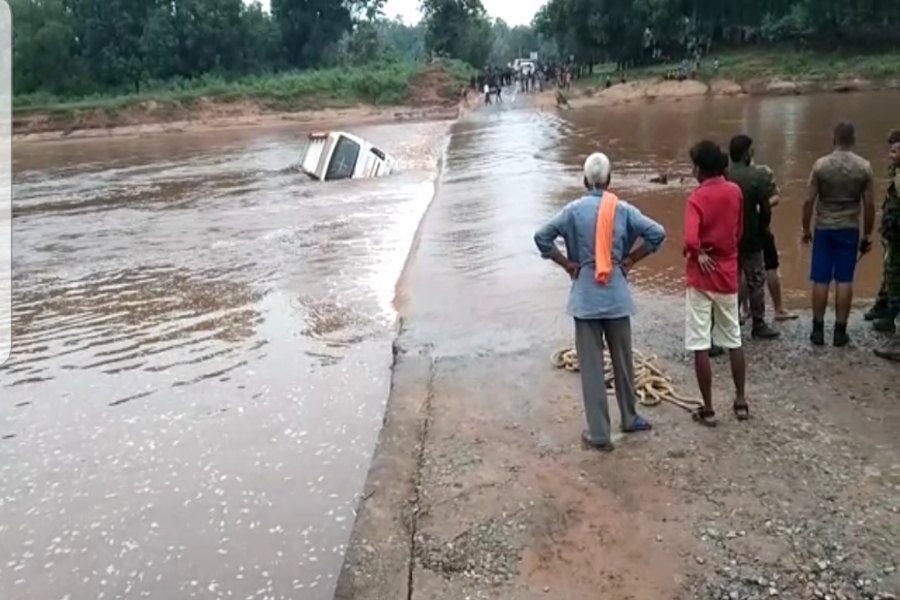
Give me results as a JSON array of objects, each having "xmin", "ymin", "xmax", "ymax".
[
  {"xmin": 833, "ymin": 322, "xmax": 850, "ymax": 347},
  {"xmin": 810, "ymin": 319, "xmax": 825, "ymax": 346},
  {"xmin": 752, "ymin": 320, "xmax": 780, "ymax": 340},
  {"xmin": 872, "ymin": 305, "xmax": 899, "ymax": 333},
  {"xmin": 864, "ymin": 301, "xmax": 890, "ymax": 321}
]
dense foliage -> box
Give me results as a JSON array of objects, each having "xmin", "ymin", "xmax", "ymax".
[
  {"xmin": 13, "ymin": 0, "xmax": 897, "ymax": 100},
  {"xmin": 10, "ymin": 0, "xmax": 415, "ymax": 96},
  {"xmin": 534, "ymin": 0, "xmax": 900, "ymax": 68},
  {"xmin": 11, "ymin": 0, "xmax": 541, "ymax": 98}
]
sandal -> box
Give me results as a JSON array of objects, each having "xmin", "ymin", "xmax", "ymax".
[
  {"xmin": 692, "ymin": 407, "xmax": 718, "ymax": 428},
  {"xmin": 733, "ymin": 401, "xmax": 750, "ymax": 421},
  {"xmin": 581, "ymin": 431, "xmax": 615, "ymax": 453},
  {"xmin": 622, "ymin": 416, "xmax": 653, "ymax": 434}
]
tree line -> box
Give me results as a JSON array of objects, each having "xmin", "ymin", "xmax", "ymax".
[
  {"xmin": 533, "ymin": 0, "xmax": 900, "ymax": 69},
  {"xmin": 11, "ymin": 0, "xmax": 550, "ymax": 99}
]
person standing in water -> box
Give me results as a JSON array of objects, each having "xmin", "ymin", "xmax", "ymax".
[
  {"xmin": 683, "ymin": 141, "xmax": 748, "ymax": 425},
  {"xmin": 802, "ymin": 122, "xmax": 875, "ymax": 347},
  {"xmin": 534, "ymin": 153, "xmax": 666, "ymax": 452},
  {"xmin": 874, "ymin": 129, "xmax": 900, "ymax": 360}
]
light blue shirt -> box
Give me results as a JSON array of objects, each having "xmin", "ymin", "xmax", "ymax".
[{"xmin": 534, "ymin": 190, "xmax": 666, "ymax": 319}]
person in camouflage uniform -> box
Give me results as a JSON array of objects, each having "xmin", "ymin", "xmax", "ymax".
[
  {"xmin": 727, "ymin": 134, "xmax": 780, "ymax": 339},
  {"xmin": 873, "ymin": 130, "xmax": 900, "ymax": 360}
]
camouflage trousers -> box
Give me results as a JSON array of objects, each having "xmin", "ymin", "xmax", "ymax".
[
  {"xmin": 739, "ymin": 251, "xmax": 766, "ymax": 321},
  {"xmin": 875, "ymin": 240, "xmax": 900, "ymax": 309}
]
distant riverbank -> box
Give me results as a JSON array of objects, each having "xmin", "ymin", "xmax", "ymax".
[
  {"xmin": 545, "ymin": 49, "xmax": 900, "ymax": 109},
  {"xmin": 12, "ymin": 62, "xmax": 471, "ymax": 142}
]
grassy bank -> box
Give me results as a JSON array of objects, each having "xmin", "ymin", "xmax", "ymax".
[
  {"xmin": 13, "ymin": 61, "xmax": 473, "ymax": 135},
  {"xmin": 586, "ymin": 49, "xmax": 900, "ymax": 85}
]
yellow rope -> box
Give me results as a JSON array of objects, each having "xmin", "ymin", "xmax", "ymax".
[{"xmin": 550, "ymin": 345, "xmax": 704, "ymax": 412}]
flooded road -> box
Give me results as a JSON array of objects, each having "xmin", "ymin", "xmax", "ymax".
[
  {"xmin": 1, "ymin": 123, "xmax": 449, "ymax": 600},
  {"xmin": 404, "ymin": 90, "xmax": 898, "ymax": 356},
  {"xmin": 3, "ymin": 89, "xmax": 899, "ymax": 600}
]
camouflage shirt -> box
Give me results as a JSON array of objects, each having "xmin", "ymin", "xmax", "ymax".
[
  {"xmin": 727, "ymin": 162, "xmax": 777, "ymax": 254},
  {"xmin": 881, "ymin": 166, "xmax": 900, "ymax": 242},
  {"xmin": 807, "ymin": 150, "xmax": 873, "ymax": 230}
]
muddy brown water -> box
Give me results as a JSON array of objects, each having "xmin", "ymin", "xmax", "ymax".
[{"xmin": 2, "ymin": 91, "xmax": 898, "ymax": 600}]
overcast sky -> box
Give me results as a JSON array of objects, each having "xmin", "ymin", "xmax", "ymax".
[{"xmin": 383, "ymin": 0, "xmax": 545, "ymax": 26}]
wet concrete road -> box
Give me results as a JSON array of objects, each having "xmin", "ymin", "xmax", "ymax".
[{"xmin": 3, "ymin": 89, "xmax": 900, "ymax": 600}]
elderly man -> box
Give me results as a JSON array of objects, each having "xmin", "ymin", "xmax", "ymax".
[{"xmin": 534, "ymin": 153, "xmax": 666, "ymax": 452}]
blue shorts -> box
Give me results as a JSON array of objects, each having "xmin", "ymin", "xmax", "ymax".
[{"xmin": 810, "ymin": 228, "xmax": 859, "ymax": 284}]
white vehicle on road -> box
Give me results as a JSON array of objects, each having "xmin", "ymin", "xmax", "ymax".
[{"xmin": 299, "ymin": 131, "xmax": 397, "ymax": 181}]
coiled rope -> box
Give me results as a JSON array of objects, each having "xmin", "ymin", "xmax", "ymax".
[{"xmin": 550, "ymin": 345, "xmax": 704, "ymax": 412}]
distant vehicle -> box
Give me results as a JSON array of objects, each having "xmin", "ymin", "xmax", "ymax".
[
  {"xmin": 514, "ymin": 60, "xmax": 536, "ymax": 75},
  {"xmin": 299, "ymin": 131, "xmax": 397, "ymax": 181}
]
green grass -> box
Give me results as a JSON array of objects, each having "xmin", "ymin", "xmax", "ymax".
[
  {"xmin": 580, "ymin": 49, "xmax": 900, "ymax": 87},
  {"xmin": 14, "ymin": 60, "xmax": 474, "ymax": 117}
]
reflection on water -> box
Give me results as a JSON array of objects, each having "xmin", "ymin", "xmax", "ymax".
[{"xmin": 1, "ymin": 122, "xmax": 449, "ymax": 600}]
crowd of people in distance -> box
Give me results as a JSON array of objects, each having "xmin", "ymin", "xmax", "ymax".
[
  {"xmin": 471, "ymin": 62, "xmax": 588, "ymax": 106},
  {"xmin": 534, "ymin": 122, "xmax": 900, "ymax": 449}
]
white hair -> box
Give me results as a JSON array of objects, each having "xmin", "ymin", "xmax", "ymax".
[{"xmin": 583, "ymin": 152, "xmax": 612, "ymax": 187}]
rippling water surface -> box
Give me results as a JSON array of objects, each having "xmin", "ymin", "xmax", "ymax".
[{"xmin": 1, "ymin": 122, "xmax": 449, "ymax": 600}]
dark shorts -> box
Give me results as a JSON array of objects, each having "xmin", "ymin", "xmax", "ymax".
[
  {"xmin": 762, "ymin": 231, "xmax": 779, "ymax": 271},
  {"xmin": 810, "ymin": 228, "xmax": 859, "ymax": 284}
]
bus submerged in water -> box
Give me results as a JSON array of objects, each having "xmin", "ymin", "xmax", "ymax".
[{"xmin": 299, "ymin": 131, "xmax": 397, "ymax": 181}]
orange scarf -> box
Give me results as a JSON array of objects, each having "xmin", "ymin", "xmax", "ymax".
[{"xmin": 594, "ymin": 191, "xmax": 619, "ymax": 284}]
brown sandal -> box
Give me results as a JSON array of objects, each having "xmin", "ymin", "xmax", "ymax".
[{"xmin": 692, "ymin": 407, "xmax": 718, "ymax": 428}]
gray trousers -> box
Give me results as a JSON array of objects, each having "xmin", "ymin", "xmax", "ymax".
[{"xmin": 574, "ymin": 317, "xmax": 639, "ymax": 444}]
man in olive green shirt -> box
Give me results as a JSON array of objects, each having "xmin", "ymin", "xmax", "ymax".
[
  {"xmin": 802, "ymin": 122, "xmax": 875, "ymax": 347},
  {"xmin": 727, "ymin": 135, "xmax": 780, "ymax": 339}
]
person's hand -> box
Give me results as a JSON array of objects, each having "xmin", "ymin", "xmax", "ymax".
[
  {"xmin": 620, "ymin": 256, "xmax": 634, "ymax": 277},
  {"xmin": 801, "ymin": 230, "xmax": 813, "ymax": 245},
  {"xmin": 564, "ymin": 260, "xmax": 581, "ymax": 280},
  {"xmin": 697, "ymin": 250, "xmax": 717, "ymax": 274},
  {"xmin": 859, "ymin": 236, "xmax": 873, "ymax": 255}
]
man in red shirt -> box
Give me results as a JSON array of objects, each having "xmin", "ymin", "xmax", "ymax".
[{"xmin": 683, "ymin": 141, "xmax": 748, "ymax": 425}]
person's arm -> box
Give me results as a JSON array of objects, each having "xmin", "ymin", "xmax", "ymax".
[
  {"xmin": 802, "ymin": 164, "xmax": 818, "ymax": 242},
  {"xmin": 534, "ymin": 205, "xmax": 579, "ymax": 278},
  {"xmin": 683, "ymin": 193, "xmax": 702, "ymax": 258},
  {"xmin": 622, "ymin": 203, "xmax": 666, "ymax": 272}
]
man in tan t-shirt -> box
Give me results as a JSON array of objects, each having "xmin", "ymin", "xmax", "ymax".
[{"xmin": 802, "ymin": 122, "xmax": 875, "ymax": 347}]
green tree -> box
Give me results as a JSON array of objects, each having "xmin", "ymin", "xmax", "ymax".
[
  {"xmin": 271, "ymin": 0, "xmax": 383, "ymax": 68},
  {"xmin": 67, "ymin": 0, "xmax": 154, "ymax": 91},
  {"xmin": 421, "ymin": 0, "xmax": 494, "ymax": 67},
  {"xmin": 9, "ymin": 0, "xmax": 83, "ymax": 94}
]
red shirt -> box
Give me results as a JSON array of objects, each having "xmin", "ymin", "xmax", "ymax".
[{"xmin": 683, "ymin": 176, "xmax": 743, "ymax": 294}]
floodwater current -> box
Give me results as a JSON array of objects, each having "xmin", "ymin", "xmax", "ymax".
[{"xmin": 2, "ymin": 89, "xmax": 898, "ymax": 600}]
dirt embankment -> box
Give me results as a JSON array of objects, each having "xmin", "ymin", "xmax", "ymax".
[
  {"xmin": 541, "ymin": 75, "xmax": 900, "ymax": 110},
  {"xmin": 13, "ymin": 65, "xmax": 468, "ymax": 143}
]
